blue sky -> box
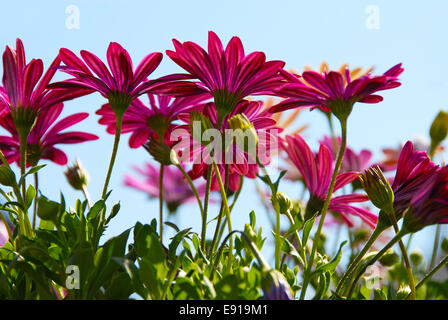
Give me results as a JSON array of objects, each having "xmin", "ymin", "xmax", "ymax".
[{"xmin": 1, "ymin": 0, "xmax": 447, "ymax": 260}]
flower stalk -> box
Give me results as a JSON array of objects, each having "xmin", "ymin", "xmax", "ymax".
[{"xmin": 300, "ymin": 118, "xmax": 347, "ymax": 299}]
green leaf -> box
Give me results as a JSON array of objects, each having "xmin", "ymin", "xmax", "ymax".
[
  {"xmin": 215, "ymin": 274, "xmax": 239, "ymax": 299},
  {"xmin": 134, "ymin": 224, "xmax": 165, "ymax": 262},
  {"xmin": 87, "ymin": 200, "xmax": 105, "ymax": 221},
  {"xmin": 86, "ymin": 228, "xmax": 131, "ymax": 298},
  {"xmin": 164, "ymin": 221, "xmax": 180, "ymax": 233},
  {"xmin": 168, "ymin": 228, "xmax": 191, "ymax": 262},
  {"xmin": 302, "ymin": 214, "xmax": 317, "ymax": 247},
  {"xmin": 25, "ymin": 185, "xmax": 36, "ymax": 210},
  {"xmin": 249, "ymin": 210, "xmax": 256, "ymax": 229},
  {"xmin": 18, "ymin": 164, "xmax": 46, "ymax": 186},
  {"xmin": 105, "ymin": 202, "xmax": 120, "ymax": 225},
  {"xmin": 38, "ymin": 219, "xmax": 54, "ymax": 231},
  {"xmin": 312, "ymin": 241, "xmax": 347, "ymax": 276},
  {"xmin": 280, "ymin": 235, "xmax": 305, "ymax": 267},
  {"xmin": 37, "ymin": 196, "xmax": 59, "ymax": 222},
  {"xmin": 113, "ymin": 257, "xmax": 150, "ymax": 299},
  {"xmin": 172, "ymin": 277, "xmax": 202, "ymax": 300}
]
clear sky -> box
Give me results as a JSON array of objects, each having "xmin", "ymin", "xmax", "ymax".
[{"xmin": 1, "ymin": 0, "xmax": 447, "ymax": 260}]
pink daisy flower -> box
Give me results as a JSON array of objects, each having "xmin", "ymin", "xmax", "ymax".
[
  {"xmin": 404, "ymin": 165, "xmax": 448, "ymax": 231},
  {"xmin": 162, "ymin": 31, "xmax": 286, "ymax": 120},
  {"xmin": 269, "ymin": 64, "xmax": 404, "ymax": 119},
  {"xmin": 96, "ymin": 93, "xmax": 208, "ymax": 148},
  {"xmin": 0, "ymin": 103, "xmax": 98, "ymax": 166},
  {"xmin": 52, "ymin": 42, "xmax": 174, "ymax": 116},
  {"xmin": 282, "ymin": 134, "xmax": 377, "ymax": 228},
  {"xmin": 1, "ymin": 38, "xmax": 90, "ymax": 135},
  {"xmin": 124, "ymin": 162, "xmax": 207, "ymax": 213},
  {"xmin": 390, "ymin": 141, "xmax": 440, "ymax": 218}
]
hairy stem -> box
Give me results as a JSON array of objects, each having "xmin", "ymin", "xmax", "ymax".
[
  {"xmin": 32, "ymin": 172, "xmax": 38, "ymax": 229},
  {"xmin": 101, "ymin": 116, "xmax": 123, "ymax": 201},
  {"xmin": 159, "ymin": 164, "xmax": 164, "ymax": 239},
  {"xmin": 336, "ymin": 226, "xmax": 383, "ymax": 296},
  {"xmin": 347, "ymin": 231, "xmax": 406, "ymax": 298},
  {"xmin": 212, "ymin": 162, "xmax": 233, "ymax": 273},
  {"xmin": 201, "ymin": 166, "xmax": 213, "ymax": 250},
  {"xmin": 300, "ymin": 119, "xmax": 347, "ymax": 299}
]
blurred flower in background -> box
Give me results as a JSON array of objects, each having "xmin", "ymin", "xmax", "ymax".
[{"xmin": 124, "ymin": 162, "xmax": 208, "ymax": 213}]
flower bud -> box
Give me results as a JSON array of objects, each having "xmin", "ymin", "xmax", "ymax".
[
  {"xmin": 410, "ymin": 249, "xmax": 423, "ymax": 266},
  {"xmin": 272, "ymin": 192, "xmax": 293, "ymax": 214},
  {"xmin": 396, "ymin": 284, "xmax": 411, "ymax": 300},
  {"xmin": 227, "ymin": 114, "xmax": 258, "ymax": 157},
  {"xmin": 429, "ymin": 110, "xmax": 448, "ymax": 154},
  {"xmin": 0, "ymin": 165, "xmax": 16, "ymax": 187},
  {"xmin": 64, "ymin": 159, "xmax": 89, "ymax": 191},
  {"xmin": 359, "ymin": 166, "xmax": 394, "ymax": 213},
  {"xmin": 261, "ymin": 269, "xmax": 294, "ymax": 300},
  {"xmin": 144, "ymin": 137, "xmax": 176, "ymax": 165},
  {"xmin": 379, "ymin": 250, "xmax": 400, "ymax": 267}
]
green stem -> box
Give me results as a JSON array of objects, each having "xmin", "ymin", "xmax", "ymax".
[
  {"xmin": 81, "ymin": 185, "xmax": 92, "ymax": 209},
  {"xmin": 256, "ymin": 158, "xmax": 282, "ymax": 270},
  {"xmin": 410, "ymin": 254, "xmax": 448, "ymax": 298},
  {"xmin": 101, "ymin": 116, "xmax": 123, "ymax": 201},
  {"xmin": 175, "ymin": 164, "xmax": 204, "ymax": 220},
  {"xmin": 212, "ymin": 162, "xmax": 233, "ymax": 273},
  {"xmin": 429, "ymin": 225, "xmax": 441, "ymax": 270},
  {"xmin": 18, "ymin": 133, "xmax": 32, "ymax": 237},
  {"xmin": 158, "ymin": 164, "xmax": 164, "ymax": 239},
  {"xmin": 229, "ymin": 177, "xmax": 243, "ymax": 213},
  {"xmin": 209, "ymin": 201, "xmax": 224, "ymax": 257},
  {"xmin": 201, "ymin": 166, "xmax": 213, "ymax": 250},
  {"xmin": 285, "ymin": 211, "xmax": 307, "ymax": 269},
  {"xmin": 336, "ymin": 226, "xmax": 383, "ymax": 296},
  {"xmin": 215, "ymin": 165, "xmax": 230, "ymax": 250},
  {"xmin": 300, "ymin": 119, "xmax": 347, "ymax": 300},
  {"xmin": 32, "ymin": 172, "xmax": 38, "ymax": 229},
  {"xmin": 347, "ymin": 231, "xmax": 406, "ymax": 298},
  {"xmin": 388, "ymin": 210, "xmax": 416, "ymax": 300}
]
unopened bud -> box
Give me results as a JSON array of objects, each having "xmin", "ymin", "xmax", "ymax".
[
  {"xmin": 227, "ymin": 114, "xmax": 258, "ymax": 157},
  {"xmin": 396, "ymin": 284, "xmax": 411, "ymax": 300},
  {"xmin": 410, "ymin": 249, "xmax": 423, "ymax": 266},
  {"xmin": 379, "ymin": 250, "xmax": 399, "ymax": 267},
  {"xmin": 262, "ymin": 269, "xmax": 294, "ymax": 300},
  {"xmin": 64, "ymin": 159, "xmax": 89, "ymax": 191},
  {"xmin": 144, "ymin": 138, "xmax": 175, "ymax": 165},
  {"xmin": 272, "ymin": 192, "xmax": 293, "ymax": 214},
  {"xmin": 429, "ymin": 110, "xmax": 448, "ymax": 154},
  {"xmin": 359, "ymin": 166, "xmax": 394, "ymax": 213}
]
